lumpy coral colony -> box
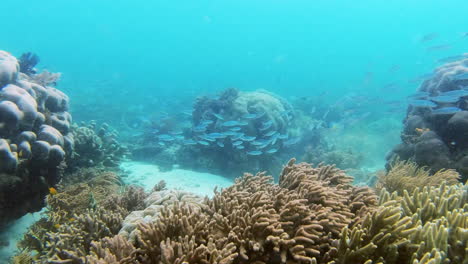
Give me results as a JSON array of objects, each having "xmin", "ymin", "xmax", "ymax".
[{"xmin": 0, "ymin": 51, "xmax": 73, "ymax": 226}]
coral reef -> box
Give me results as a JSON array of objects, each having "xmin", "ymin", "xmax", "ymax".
[
  {"xmin": 334, "ymin": 182, "xmax": 468, "ymax": 264},
  {"xmin": 0, "ymin": 50, "xmax": 74, "ymax": 226},
  {"xmin": 387, "ymin": 56, "xmax": 468, "ymax": 182},
  {"xmin": 69, "ymin": 121, "xmax": 128, "ymax": 169},
  {"xmin": 15, "ymin": 158, "xmax": 468, "ymax": 263},
  {"xmin": 376, "ymin": 159, "xmax": 460, "ymax": 195},
  {"xmin": 134, "ymin": 88, "xmax": 298, "ymax": 177},
  {"xmin": 67, "ymin": 159, "xmax": 376, "ymax": 263},
  {"xmin": 17, "ymin": 169, "xmax": 141, "ymax": 263},
  {"xmin": 119, "ymin": 188, "xmax": 205, "ymax": 243}
]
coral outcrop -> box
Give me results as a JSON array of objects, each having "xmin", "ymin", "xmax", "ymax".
[
  {"xmin": 388, "ymin": 56, "xmax": 468, "ymax": 182},
  {"xmin": 69, "ymin": 121, "xmax": 128, "ymax": 169},
  {"xmin": 0, "ymin": 51, "xmax": 74, "ymax": 226}
]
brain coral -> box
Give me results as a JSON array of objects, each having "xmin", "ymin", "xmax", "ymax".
[{"xmin": 0, "ymin": 51, "xmax": 74, "ymax": 226}]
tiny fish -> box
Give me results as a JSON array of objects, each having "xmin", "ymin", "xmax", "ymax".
[
  {"xmin": 278, "ymin": 134, "xmax": 289, "ymax": 140},
  {"xmin": 170, "ymin": 130, "xmax": 183, "ymax": 135},
  {"xmin": 407, "ymin": 91, "xmax": 430, "ymax": 99},
  {"xmin": 197, "ymin": 140, "xmax": 210, "ymax": 146},
  {"xmin": 212, "ymin": 113, "xmax": 224, "ymax": 120},
  {"xmin": 158, "ymin": 142, "xmax": 166, "ymax": 146},
  {"xmin": 432, "ymin": 107, "xmax": 462, "ymax": 115},
  {"xmin": 231, "ymin": 133, "xmax": 244, "ymax": 141},
  {"xmin": 238, "ymin": 121, "xmax": 249, "ymax": 126},
  {"xmin": 241, "ymin": 135, "xmax": 256, "ymax": 142},
  {"xmin": 201, "ymin": 120, "xmax": 214, "ymax": 126},
  {"xmin": 199, "ymin": 135, "xmax": 216, "ymax": 142},
  {"xmin": 216, "ymin": 141, "xmax": 225, "ymax": 147},
  {"xmin": 264, "ymin": 130, "xmax": 277, "ymax": 137},
  {"xmin": 233, "ymin": 141, "xmax": 243, "ymax": 146},
  {"xmin": 207, "ymin": 132, "xmax": 226, "ymax": 139},
  {"xmin": 223, "ymin": 131, "xmax": 238, "ymax": 136},
  {"xmin": 259, "ymin": 122, "xmax": 273, "ymax": 131},
  {"xmin": 266, "ymin": 148, "xmax": 278, "ymax": 154},
  {"xmin": 430, "ymin": 95, "xmax": 460, "ymax": 104},
  {"xmin": 441, "ymin": 89, "xmax": 468, "ymax": 97},
  {"xmin": 242, "ymin": 113, "xmax": 258, "ymax": 119},
  {"xmin": 158, "ymin": 134, "xmax": 175, "ymax": 141},
  {"xmin": 229, "ymin": 127, "xmax": 242, "ymax": 131},
  {"xmin": 236, "ymin": 145, "xmax": 245, "ymax": 150},
  {"xmin": 183, "ymin": 139, "xmax": 197, "ymax": 145},
  {"xmin": 408, "ymin": 100, "xmax": 437, "ymax": 108},
  {"xmin": 222, "ymin": 120, "xmax": 240, "ymax": 127},
  {"xmin": 193, "ymin": 125, "xmax": 207, "ymax": 133},
  {"xmin": 246, "ymin": 150, "xmax": 263, "ymax": 156}
]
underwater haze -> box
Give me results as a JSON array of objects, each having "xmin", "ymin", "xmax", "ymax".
[{"xmin": 2, "ymin": 0, "xmax": 468, "ymax": 261}]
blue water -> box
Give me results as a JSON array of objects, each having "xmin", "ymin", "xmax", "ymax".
[
  {"xmin": 2, "ymin": 0, "xmax": 468, "ymax": 261},
  {"xmin": 3, "ymin": 0, "xmax": 467, "ymax": 100}
]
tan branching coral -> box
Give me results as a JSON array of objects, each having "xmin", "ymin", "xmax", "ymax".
[
  {"xmin": 376, "ymin": 159, "xmax": 460, "ymax": 195},
  {"xmin": 85, "ymin": 159, "xmax": 377, "ymax": 264},
  {"xmin": 334, "ymin": 182, "xmax": 468, "ymax": 264}
]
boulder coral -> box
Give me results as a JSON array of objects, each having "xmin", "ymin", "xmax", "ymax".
[
  {"xmin": 0, "ymin": 51, "xmax": 74, "ymax": 226},
  {"xmin": 388, "ymin": 56, "xmax": 468, "ymax": 182}
]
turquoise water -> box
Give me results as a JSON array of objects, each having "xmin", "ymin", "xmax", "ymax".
[
  {"xmin": 3, "ymin": 0, "xmax": 467, "ymax": 100},
  {"xmin": 3, "ymin": 0, "xmax": 467, "ymax": 170},
  {"xmin": 2, "ymin": 0, "xmax": 468, "ymax": 261}
]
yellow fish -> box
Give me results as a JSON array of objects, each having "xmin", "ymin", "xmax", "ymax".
[{"xmin": 49, "ymin": 187, "xmax": 58, "ymax": 195}]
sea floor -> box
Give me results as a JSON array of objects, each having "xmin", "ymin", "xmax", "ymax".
[
  {"xmin": 0, "ymin": 161, "xmax": 232, "ymax": 261},
  {"xmin": 119, "ymin": 161, "xmax": 233, "ymax": 197}
]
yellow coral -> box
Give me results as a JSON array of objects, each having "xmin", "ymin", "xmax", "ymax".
[{"xmin": 376, "ymin": 159, "xmax": 460, "ymax": 195}]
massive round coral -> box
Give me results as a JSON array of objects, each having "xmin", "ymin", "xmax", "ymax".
[{"xmin": 0, "ymin": 51, "xmax": 74, "ymax": 226}]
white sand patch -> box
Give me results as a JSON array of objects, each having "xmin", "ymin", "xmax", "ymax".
[{"xmin": 120, "ymin": 161, "xmax": 233, "ymax": 197}]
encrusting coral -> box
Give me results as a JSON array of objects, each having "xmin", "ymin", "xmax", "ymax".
[{"xmin": 376, "ymin": 159, "xmax": 460, "ymax": 195}]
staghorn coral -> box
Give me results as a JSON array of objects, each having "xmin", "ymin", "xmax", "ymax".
[
  {"xmin": 85, "ymin": 159, "xmax": 377, "ymax": 264},
  {"xmin": 334, "ymin": 182, "xmax": 468, "ymax": 264},
  {"xmin": 376, "ymin": 159, "xmax": 460, "ymax": 195}
]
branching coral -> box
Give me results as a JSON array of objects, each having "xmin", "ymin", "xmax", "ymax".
[
  {"xmin": 16, "ymin": 169, "xmax": 136, "ymax": 263},
  {"xmin": 376, "ymin": 159, "xmax": 460, "ymax": 195},
  {"xmin": 84, "ymin": 159, "xmax": 377, "ymax": 264},
  {"xmin": 334, "ymin": 182, "xmax": 468, "ymax": 264}
]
